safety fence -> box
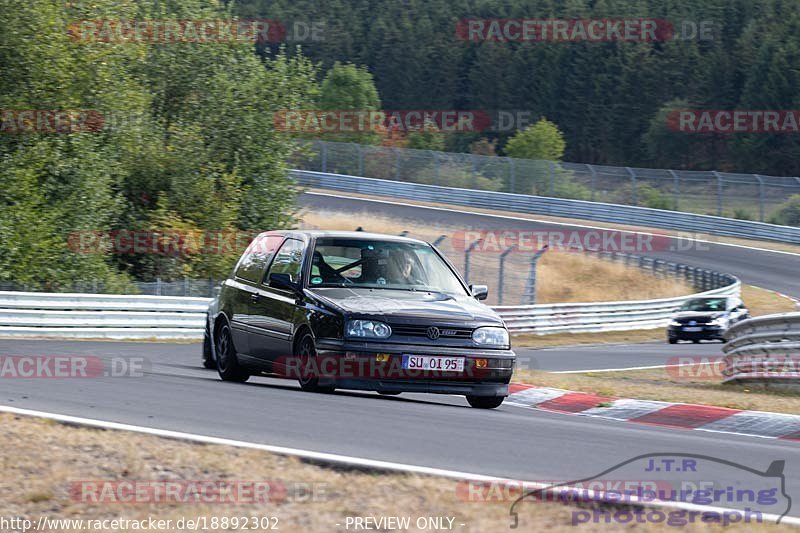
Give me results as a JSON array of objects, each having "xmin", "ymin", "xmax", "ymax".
[{"xmin": 294, "ymin": 140, "xmax": 800, "ymax": 223}]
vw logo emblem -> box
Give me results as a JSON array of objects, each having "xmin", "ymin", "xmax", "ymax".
[
  {"xmin": 426, "ymin": 326, "xmax": 440, "ymax": 340},
  {"xmin": 689, "ymin": 320, "xmax": 696, "ymax": 326}
]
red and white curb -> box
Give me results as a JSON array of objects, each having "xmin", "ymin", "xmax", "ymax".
[{"xmin": 507, "ymin": 384, "xmax": 800, "ymax": 441}]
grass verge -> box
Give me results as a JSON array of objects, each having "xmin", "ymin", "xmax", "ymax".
[{"xmin": 0, "ymin": 414, "xmax": 791, "ymax": 532}]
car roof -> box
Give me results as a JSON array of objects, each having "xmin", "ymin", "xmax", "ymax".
[{"xmin": 261, "ymin": 229, "xmax": 429, "ymax": 245}]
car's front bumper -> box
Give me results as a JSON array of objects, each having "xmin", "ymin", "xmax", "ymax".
[
  {"xmin": 313, "ymin": 339, "xmax": 515, "ymax": 396},
  {"xmin": 667, "ymin": 325, "xmax": 725, "ymax": 340}
]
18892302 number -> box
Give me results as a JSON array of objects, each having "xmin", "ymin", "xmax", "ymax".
[{"xmin": 197, "ymin": 516, "xmax": 279, "ymax": 530}]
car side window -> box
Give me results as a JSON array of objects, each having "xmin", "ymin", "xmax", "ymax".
[
  {"xmin": 265, "ymin": 238, "xmax": 305, "ymax": 284},
  {"xmin": 234, "ymin": 235, "xmax": 283, "ymax": 283}
]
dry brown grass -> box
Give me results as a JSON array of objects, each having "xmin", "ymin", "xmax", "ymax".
[
  {"xmin": 0, "ymin": 413, "xmax": 792, "ymax": 532},
  {"xmin": 299, "ymin": 209, "xmax": 693, "ymax": 306},
  {"xmin": 513, "ymin": 365, "xmax": 800, "ymax": 415}
]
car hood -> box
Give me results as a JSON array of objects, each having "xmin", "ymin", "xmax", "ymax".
[{"xmin": 309, "ymin": 287, "xmax": 502, "ymax": 324}]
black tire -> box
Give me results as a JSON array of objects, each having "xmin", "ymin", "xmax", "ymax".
[
  {"xmin": 296, "ymin": 333, "xmax": 335, "ymax": 393},
  {"xmin": 692, "ymin": 339, "xmax": 701, "ymax": 344},
  {"xmin": 202, "ymin": 326, "xmax": 215, "ymax": 369},
  {"xmin": 215, "ymin": 323, "xmax": 249, "ymax": 382},
  {"xmin": 668, "ymin": 337, "xmax": 678, "ymax": 344},
  {"xmin": 466, "ymin": 395, "xmax": 505, "ymax": 409}
]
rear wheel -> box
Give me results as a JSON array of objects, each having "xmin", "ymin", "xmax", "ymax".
[
  {"xmin": 215, "ymin": 323, "xmax": 249, "ymax": 383},
  {"xmin": 297, "ymin": 333, "xmax": 335, "ymax": 393},
  {"xmin": 466, "ymin": 395, "xmax": 505, "ymax": 409}
]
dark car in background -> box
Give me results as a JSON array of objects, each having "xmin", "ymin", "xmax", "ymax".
[
  {"xmin": 203, "ymin": 230, "xmax": 515, "ymax": 408},
  {"xmin": 667, "ymin": 296, "xmax": 750, "ymax": 343}
]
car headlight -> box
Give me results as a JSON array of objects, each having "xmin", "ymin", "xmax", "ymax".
[
  {"xmin": 472, "ymin": 326, "xmax": 509, "ymax": 347},
  {"xmin": 669, "ymin": 320, "xmax": 681, "ymax": 327},
  {"xmin": 345, "ymin": 320, "xmax": 392, "ymax": 339},
  {"xmin": 710, "ymin": 318, "xmax": 727, "ymax": 327}
]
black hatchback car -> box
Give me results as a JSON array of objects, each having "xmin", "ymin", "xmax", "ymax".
[
  {"xmin": 203, "ymin": 230, "xmax": 515, "ymax": 408},
  {"xmin": 667, "ymin": 296, "xmax": 750, "ymax": 343}
]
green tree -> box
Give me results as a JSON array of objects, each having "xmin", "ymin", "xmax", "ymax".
[
  {"xmin": 316, "ymin": 62, "xmax": 381, "ymax": 144},
  {"xmin": 504, "ymin": 118, "xmax": 566, "ymax": 161}
]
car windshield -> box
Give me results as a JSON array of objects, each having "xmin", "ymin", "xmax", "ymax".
[
  {"xmin": 680, "ymin": 298, "xmax": 727, "ymax": 312},
  {"xmin": 310, "ymin": 238, "xmax": 467, "ymax": 295}
]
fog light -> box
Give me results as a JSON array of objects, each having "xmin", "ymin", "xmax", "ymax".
[
  {"xmin": 376, "ymin": 353, "xmax": 390, "ymax": 362},
  {"xmin": 475, "ymin": 358, "xmax": 488, "ymax": 369}
]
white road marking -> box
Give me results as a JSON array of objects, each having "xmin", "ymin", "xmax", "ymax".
[{"xmin": 549, "ymin": 362, "xmax": 718, "ymax": 374}]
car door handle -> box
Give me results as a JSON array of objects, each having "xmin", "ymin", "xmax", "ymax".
[{"xmin": 250, "ymin": 293, "xmax": 260, "ymax": 303}]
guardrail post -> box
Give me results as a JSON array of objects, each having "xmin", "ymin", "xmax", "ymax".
[
  {"xmin": 471, "ymin": 154, "xmax": 478, "ymax": 189},
  {"xmin": 394, "ymin": 148, "xmax": 401, "ymax": 180},
  {"xmin": 626, "ymin": 167, "xmax": 637, "ymax": 205},
  {"xmin": 713, "ymin": 171, "xmax": 723, "ymax": 216},
  {"xmin": 588, "ymin": 164, "xmax": 597, "ymax": 201},
  {"xmin": 522, "ymin": 245, "xmax": 549, "ymax": 305},
  {"xmin": 432, "ymin": 151, "xmax": 439, "ymax": 185},
  {"xmin": 432, "ymin": 234, "xmax": 447, "ymax": 247},
  {"xmin": 509, "ymin": 158, "xmax": 516, "ymax": 194},
  {"xmin": 463, "ymin": 239, "xmax": 483, "ymax": 285},
  {"xmin": 754, "ymin": 174, "xmax": 765, "ymax": 222},
  {"xmin": 321, "ymin": 142, "xmax": 328, "ymax": 173},
  {"xmin": 549, "ymin": 162, "xmax": 556, "ymax": 197},
  {"xmin": 497, "ymin": 245, "xmax": 516, "ymax": 305},
  {"xmin": 156, "ymin": 277, "xmax": 162, "ymax": 296},
  {"xmin": 357, "ymin": 144, "xmax": 364, "ymax": 176},
  {"xmin": 668, "ymin": 169, "xmax": 680, "ymax": 209}
]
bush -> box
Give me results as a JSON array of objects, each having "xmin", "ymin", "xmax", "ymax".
[{"xmin": 769, "ymin": 194, "xmax": 800, "ymax": 226}]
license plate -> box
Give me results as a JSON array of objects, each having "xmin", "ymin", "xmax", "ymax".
[
  {"xmin": 683, "ymin": 326, "xmax": 703, "ymax": 332},
  {"xmin": 402, "ymin": 355, "xmax": 465, "ymax": 372}
]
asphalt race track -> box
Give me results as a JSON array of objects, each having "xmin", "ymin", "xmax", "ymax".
[
  {"xmin": 299, "ymin": 192, "xmax": 800, "ymax": 298},
  {"xmin": 1, "ymin": 195, "xmax": 798, "ymax": 521},
  {"xmin": 516, "ymin": 342, "xmax": 723, "ymax": 372},
  {"xmin": 0, "ymin": 338, "xmax": 798, "ymax": 521}
]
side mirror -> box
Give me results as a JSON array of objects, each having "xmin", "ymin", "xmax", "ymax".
[
  {"xmin": 268, "ymin": 272, "xmax": 299, "ymax": 293},
  {"xmin": 470, "ymin": 284, "xmax": 489, "ymax": 301}
]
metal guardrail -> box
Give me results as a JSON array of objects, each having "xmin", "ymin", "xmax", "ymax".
[
  {"xmin": 291, "ymin": 170, "xmax": 800, "ymax": 244},
  {"xmin": 0, "ymin": 270, "xmax": 740, "ymax": 338},
  {"xmin": 722, "ymin": 313, "xmax": 800, "ymax": 387},
  {"xmin": 496, "ymin": 280, "xmax": 740, "ymax": 334},
  {"xmin": 0, "ymin": 291, "xmax": 209, "ymax": 340}
]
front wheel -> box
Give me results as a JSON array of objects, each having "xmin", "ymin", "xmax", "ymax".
[
  {"xmin": 466, "ymin": 395, "xmax": 505, "ymax": 409},
  {"xmin": 668, "ymin": 337, "xmax": 678, "ymax": 344},
  {"xmin": 215, "ymin": 323, "xmax": 249, "ymax": 383},
  {"xmin": 296, "ymin": 333, "xmax": 335, "ymax": 393}
]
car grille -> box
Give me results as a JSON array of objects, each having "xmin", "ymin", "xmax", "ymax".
[
  {"xmin": 389, "ymin": 324, "xmax": 473, "ymax": 339},
  {"xmin": 675, "ymin": 316, "xmax": 713, "ymax": 325}
]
